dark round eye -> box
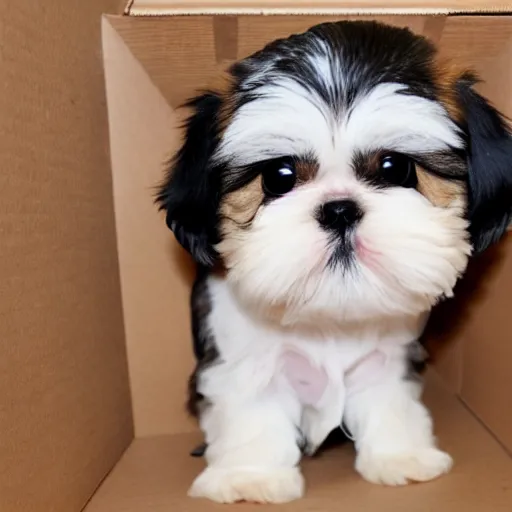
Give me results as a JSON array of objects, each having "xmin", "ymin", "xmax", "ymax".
[
  {"xmin": 379, "ymin": 153, "xmax": 417, "ymax": 188},
  {"xmin": 262, "ymin": 159, "xmax": 297, "ymax": 196}
]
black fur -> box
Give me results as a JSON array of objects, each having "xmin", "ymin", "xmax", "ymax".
[
  {"xmin": 190, "ymin": 442, "xmax": 208, "ymax": 457},
  {"xmin": 187, "ymin": 267, "xmax": 219, "ymax": 417},
  {"xmin": 457, "ymin": 75, "xmax": 512, "ymax": 253},
  {"xmin": 317, "ymin": 200, "xmax": 364, "ymax": 271},
  {"xmin": 404, "ymin": 340, "xmax": 429, "ymax": 382},
  {"xmin": 232, "ymin": 21, "xmax": 439, "ymax": 116},
  {"xmin": 155, "ymin": 94, "xmax": 223, "ymax": 267}
]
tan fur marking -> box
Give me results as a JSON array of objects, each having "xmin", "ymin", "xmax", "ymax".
[
  {"xmin": 416, "ymin": 166, "xmax": 466, "ymax": 207},
  {"xmin": 209, "ymin": 69, "xmax": 235, "ymax": 94},
  {"xmin": 220, "ymin": 176, "xmax": 264, "ymax": 236},
  {"xmin": 296, "ymin": 160, "xmax": 319, "ymax": 182},
  {"xmin": 433, "ymin": 58, "xmax": 468, "ymax": 124}
]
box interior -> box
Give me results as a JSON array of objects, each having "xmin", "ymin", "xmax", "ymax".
[
  {"xmin": 91, "ymin": 11, "xmax": 512, "ymax": 511},
  {"xmin": 1, "ymin": 3, "xmax": 511, "ymax": 512}
]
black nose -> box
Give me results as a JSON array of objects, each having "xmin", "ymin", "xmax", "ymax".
[{"xmin": 317, "ymin": 199, "xmax": 363, "ymax": 233}]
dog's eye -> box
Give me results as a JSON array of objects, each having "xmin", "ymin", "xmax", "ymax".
[
  {"xmin": 379, "ymin": 153, "xmax": 417, "ymax": 188},
  {"xmin": 262, "ymin": 159, "xmax": 297, "ymax": 196}
]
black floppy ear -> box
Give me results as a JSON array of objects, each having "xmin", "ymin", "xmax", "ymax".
[
  {"xmin": 457, "ymin": 77, "xmax": 512, "ymax": 253},
  {"xmin": 155, "ymin": 93, "xmax": 222, "ymax": 266}
]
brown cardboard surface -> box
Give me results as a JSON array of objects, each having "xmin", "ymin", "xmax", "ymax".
[
  {"xmin": 108, "ymin": 15, "xmax": 425, "ymax": 108},
  {"xmin": 128, "ymin": 0, "xmax": 512, "ymax": 15},
  {"xmin": 107, "ymin": 15, "xmax": 512, "ymax": 106},
  {"xmin": 237, "ymin": 15, "xmax": 428, "ymax": 58},
  {"xmin": 422, "ymin": 16, "xmax": 512, "ymax": 396},
  {"xmin": 102, "ymin": 16, "xmax": 196, "ymax": 438},
  {"xmin": 0, "ymin": 2, "xmax": 132, "ymax": 512},
  {"xmin": 425, "ymin": 34, "xmax": 512, "ymax": 452},
  {"xmin": 460, "ymin": 236, "xmax": 512, "ymax": 453},
  {"xmin": 438, "ymin": 16, "xmax": 512, "ymax": 68},
  {"xmin": 108, "ymin": 15, "xmax": 218, "ymax": 108},
  {"xmin": 424, "ymin": 242, "xmax": 512, "ymax": 438},
  {"xmin": 456, "ymin": 40, "xmax": 512, "ymax": 453},
  {"xmin": 84, "ymin": 373, "xmax": 512, "ymax": 511}
]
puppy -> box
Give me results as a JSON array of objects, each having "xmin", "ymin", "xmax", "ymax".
[{"xmin": 156, "ymin": 21, "xmax": 512, "ymax": 503}]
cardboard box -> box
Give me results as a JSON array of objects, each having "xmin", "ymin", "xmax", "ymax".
[{"xmin": 1, "ymin": 1, "xmax": 511, "ymax": 511}]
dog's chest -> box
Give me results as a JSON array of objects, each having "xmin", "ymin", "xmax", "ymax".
[
  {"xmin": 280, "ymin": 344, "xmax": 387, "ymax": 403},
  {"xmin": 278, "ymin": 344, "xmax": 388, "ymax": 452},
  {"xmin": 281, "ymin": 350, "xmax": 329, "ymax": 406}
]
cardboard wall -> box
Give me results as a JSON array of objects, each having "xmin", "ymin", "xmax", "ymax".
[
  {"xmin": 0, "ymin": 2, "xmax": 132, "ymax": 512},
  {"xmin": 458, "ymin": 40, "xmax": 512, "ymax": 452},
  {"xmin": 102, "ymin": 17, "xmax": 197, "ymax": 438},
  {"xmin": 425, "ymin": 26, "xmax": 512, "ymax": 453}
]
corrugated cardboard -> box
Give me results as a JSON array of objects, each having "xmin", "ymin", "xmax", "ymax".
[
  {"xmin": 0, "ymin": 2, "xmax": 133, "ymax": 512},
  {"xmin": 1, "ymin": 2, "xmax": 511, "ymax": 511}
]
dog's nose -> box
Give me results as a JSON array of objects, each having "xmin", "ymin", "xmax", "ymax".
[{"xmin": 317, "ymin": 199, "xmax": 363, "ymax": 233}]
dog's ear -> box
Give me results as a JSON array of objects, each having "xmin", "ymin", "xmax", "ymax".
[
  {"xmin": 457, "ymin": 76, "xmax": 512, "ymax": 253},
  {"xmin": 156, "ymin": 93, "xmax": 223, "ymax": 266}
]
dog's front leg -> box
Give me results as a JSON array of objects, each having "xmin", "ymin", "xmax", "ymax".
[
  {"xmin": 189, "ymin": 395, "xmax": 304, "ymax": 503},
  {"xmin": 344, "ymin": 352, "xmax": 452, "ymax": 486}
]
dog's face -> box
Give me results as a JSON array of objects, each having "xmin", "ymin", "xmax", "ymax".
[{"xmin": 157, "ymin": 21, "xmax": 512, "ymax": 325}]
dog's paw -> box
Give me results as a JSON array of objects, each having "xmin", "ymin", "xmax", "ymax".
[
  {"xmin": 188, "ymin": 466, "xmax": 304, "ymax": 503},
  {"xmin": 356, "ymin": 448, "xmax": 453, "ymax": 486}
]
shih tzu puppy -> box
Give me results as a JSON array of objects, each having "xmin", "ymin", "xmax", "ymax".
[{"xmin": 156, "ymin": 21, "xmax": 512, "ymax": 503}]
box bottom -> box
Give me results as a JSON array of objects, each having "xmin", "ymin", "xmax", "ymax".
[{"xmin": 85, "ymin": 372, "xmax": 512, "ymax": 511}]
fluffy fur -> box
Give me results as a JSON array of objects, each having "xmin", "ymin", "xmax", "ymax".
[{"xmin": 156, "ymin": 21, "xmax": 512, "ymax": 503}]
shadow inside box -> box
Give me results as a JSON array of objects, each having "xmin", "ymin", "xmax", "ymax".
[{"xmin": 189, "ymin": 426, "xmax": 353, "ymax": 458}]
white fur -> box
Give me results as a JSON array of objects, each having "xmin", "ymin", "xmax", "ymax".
[
  {"xmin": 189, "ymin": 466, "xmax": 304, "ymax": 503},
  {"xmin": 218, "ymin": 181, "xmax": 470, "ymax": 324},
  {"xmin": 343, "ymin": 83, "xmax": 463, "ymax": 157},
  {"xmin": 345, "ymin": 357, "xmax": 453, "ymax": 486},
  {"xmin": 215, "ymin": 75, "xmax": 470, "ymax": 325},
  {"xmin": 215, "ymin": 82, "xmax": 463, "ymax": 168}
]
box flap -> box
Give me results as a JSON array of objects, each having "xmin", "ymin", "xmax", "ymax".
[
  {"xmin": 102, "ymin": 15, "xmax": 199, "ymax": 437},
  {"xmin": 126, "ymin": 1, "xmax": 512, "ymax": 16}
]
